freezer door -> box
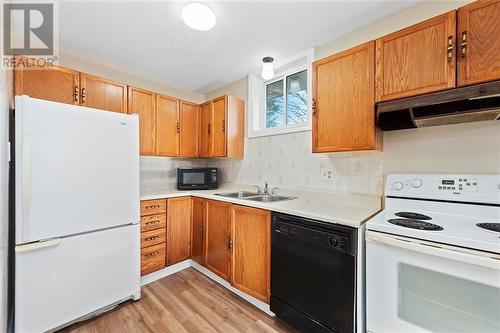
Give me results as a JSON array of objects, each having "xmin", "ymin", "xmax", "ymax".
[
  {"xmin": 15, "ymin": 96, "xmax": 140, "ymax": 244},
  {"xmin": 15, "ymin": 224, "xmax": 140, "ymax": 333}
]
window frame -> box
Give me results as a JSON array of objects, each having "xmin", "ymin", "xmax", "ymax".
[
  {"xmin": 263, "ymin": 66, "xmax": 309, "ymax": 131},
  {"xmin": 248, "ymin": 49, "xmax": 313, "ymax": 138}
]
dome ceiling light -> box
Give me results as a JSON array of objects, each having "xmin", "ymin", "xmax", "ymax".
[{"xmin": 182, "ymin": 2, "xmax": 216, "ymax": 31}]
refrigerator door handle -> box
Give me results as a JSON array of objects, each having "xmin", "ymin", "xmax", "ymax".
[
  {"xmin": 15, "ymin": 239, "xmax": 61, "ymax": 253},
  {"xmin": 22, "ymin": 133, "xmax": 31, "ymax": 226}
]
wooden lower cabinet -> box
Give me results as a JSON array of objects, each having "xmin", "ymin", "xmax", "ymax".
[
  {"xmin": 231, "ymin": 205, "xmax": 271, "ymax": 303},
  {"xmin": 166, "ymin": 197, "xmax": 192, "ymax": 266},
  {"xmin": 140, "ymin": 197, "xmax": 272, "ymax": 305},
  {"xmin": 141, "ymin": 243, "xmax": 166, "ymax": 276},
  {"xmin": 191, "ymin": 197, "xmax": 206, "ymax": 265},
  {"xmin": 140, "ymin": 199, "xmax": 167, "ymax": 276},
  {"xmin": 205, "ymin": 200, "xmax": 232, "ymax": 281}
]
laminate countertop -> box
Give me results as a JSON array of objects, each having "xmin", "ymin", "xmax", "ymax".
[{"xmin": 141, "ymin": 185, "xmax": 381, "ymax": 228}]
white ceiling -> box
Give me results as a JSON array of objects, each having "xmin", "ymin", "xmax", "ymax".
[{"xmin": 59, "ymin": 1, "xmax": 418, "ymax": 94}]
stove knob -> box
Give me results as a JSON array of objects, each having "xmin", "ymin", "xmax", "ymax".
[
  {"xmin": 392, "ymin": 181, "xmax": 404, "ymax": 190},
  {"xmin": 411, "ymin": 179, "xmax": 423, "ymax": 188}
]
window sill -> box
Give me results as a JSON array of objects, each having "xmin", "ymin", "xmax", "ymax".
[{"xmin": 248, "ymin": 124, "xmax": 311, "ymax": 138}]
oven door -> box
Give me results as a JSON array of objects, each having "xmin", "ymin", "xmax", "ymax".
[
  {"xmin": 178, "ymin": 169, "xmax": 208, "ymax": 189},
  {"xmin": 366, "ymin": 230, "xmax": 500, "ymax": 333}
]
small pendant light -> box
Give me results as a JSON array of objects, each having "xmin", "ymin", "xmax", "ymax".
[{"xmin": 261, "ymin": 57, "xmax": 274, "ymax": 80}]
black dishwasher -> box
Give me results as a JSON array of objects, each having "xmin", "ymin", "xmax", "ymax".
[{"xmin": 271, "ymin": 212, "xmax": 357, "ymax": 333}]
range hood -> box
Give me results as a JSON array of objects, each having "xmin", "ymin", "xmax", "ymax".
[{"xmin": 376, "ymin": 80, "xmax": 500, "ymax": 131}]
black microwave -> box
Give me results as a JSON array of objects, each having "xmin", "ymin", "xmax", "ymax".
[{"xmin": 177, "ymin": 168, "xmax": 218, "ymax": 190}]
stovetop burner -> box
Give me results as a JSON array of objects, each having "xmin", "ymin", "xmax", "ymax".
[
  {"xmin": 476, "ymin": 223, "xmax": 500, "ymax": 233},
  {"xmin": 388, "ymin": 218, "xmax": 443, "ymax": 231},
  {"xmin": 395, "ymin": 212, "xmax": 432, "ymax": 220}
]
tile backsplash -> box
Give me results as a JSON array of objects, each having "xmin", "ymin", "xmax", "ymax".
[
  {"xmin": 210, "ymin": 131, "xmax": 384, "ymax": 195},
  {"xmin": 140, "ymin": 131, "xmax": 383, "ymax": 195}
]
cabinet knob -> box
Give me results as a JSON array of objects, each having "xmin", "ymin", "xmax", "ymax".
[
  {"xmin": 222, "ymin": 120, "xmax": 225, "ymax": 132},
  {"xmin": 81, "ymin": 88, "xmax": 86, "ymax": 103},
  {"xmin": 176, "ymin": 122, "xmax": 180, "ymax": 133},
  {"xmin": 312, "ymin": 99, "xmax": 317, "ymax": 115}
]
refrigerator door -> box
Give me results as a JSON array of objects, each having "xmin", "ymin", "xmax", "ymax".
[
  {"xmin": 15, "ymin": 96, "xmax": 140, "ymax": 244},
  {"xmin": 15, "ymin": 224, "xmax": 140, "ymax": 333}
]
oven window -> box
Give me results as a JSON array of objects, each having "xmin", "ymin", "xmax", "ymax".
[
  {"xmin": 398, "ymin": 263, "xmax": 499, "ymax": 332},
  {"xmin": 183, "ymin": 172, "xmax": 205, "ymax": 185}
]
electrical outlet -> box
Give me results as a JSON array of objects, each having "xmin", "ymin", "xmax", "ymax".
[{"xmin": 320, "ymin": 167, "xmax": 334, "ymax": 181}]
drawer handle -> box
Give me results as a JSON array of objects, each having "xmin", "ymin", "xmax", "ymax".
[
  {"xmin": 145, "ymin": 204, "xmax": 161, "ymax": 209},
  {"xmin": 144, "ymin": 236, "xmax": 160, "ymax": 241},
  {"xmin": 145, "ymin": 220, "xmax": 160, "ymax": 225},
  {"xmin": 145, "ymin": 251, "xmax": 160, "ymax": 257}
]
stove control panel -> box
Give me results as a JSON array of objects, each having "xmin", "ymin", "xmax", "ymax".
[{"xmin": 386, "ymin": 173, "xmax": 500, "ymax": 205}]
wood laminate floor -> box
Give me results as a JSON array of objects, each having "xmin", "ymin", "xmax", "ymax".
[{"xmin": 61, "ymin": 268, "xmax": 298, "ymax": 333}]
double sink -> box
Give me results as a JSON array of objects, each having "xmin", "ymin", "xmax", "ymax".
[{"xmin": 215, "ymin": 191, "xmax": 297, "ymax": 203}]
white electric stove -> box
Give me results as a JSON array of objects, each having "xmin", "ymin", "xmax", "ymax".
[{"xmin": 365, "ymin": 173, "xmax": 500, "ymax": 333}]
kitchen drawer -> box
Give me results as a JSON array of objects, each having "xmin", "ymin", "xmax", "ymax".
[
  {"xmin": 140, "ymin": 199, "xmax": 166, "ymax": 216},
  {"xmin": 140, "ymin": 214, "xmax": 166, "ymax": 232},
  {"xmin": 140, "ymin": 228, "xmax": 166, "ymax": 248},
  {"xmin": 141, "ymin": 243, "xmax": 166, "ymax": 276}
]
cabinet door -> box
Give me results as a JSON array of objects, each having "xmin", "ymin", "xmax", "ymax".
[
  {"xmin": 231, "ymin": 205, "xmax": 271, "ymax": 303},
  {"xmin": 212, "ymin": 96, "xmax": 227, "ymax": 157},
  {"xmin": 14, "ymin": 57, "xmax": 79, "ymax": 105},
  {"xmin": 80, "ymin": 73, "xmax": 127, "ymax": 113},
  {"xmin": 458, "ymin": 0, "xmax": 500, "ymax": 86},
  {"xmin": 376, "ymin": 11, "xmax": 456, "ymax": 102},
  {"xmin": 166, "ymin": 197, "xmax": 191, "ymax": 266},
  {"xmin": 179, "ymin": 101, "xmax": 200, "ymax": 157},
  {"xmin": 205, "ymin": 200, "xmax": 231, "ymax": 281},
  {"xmin": 313, "ymin": 41, "xmax": 377, "ymax": 152},
  {"xmin": 191, "ymin": 197, "xmax": 206, "ymax": 265},
  {"xmin": 155, "ymin": 94, "xmax": 179, "ymax": 157},
  {"xmin": 128, "ymin": 87, "xmax": 156, "ymax": 155},
  {"xmin": 226, "ymin": 96, "xmax": 245, "ymax": 158},
  {"xmin": 199, "ymin": 101, "xmax": 213, "ymax": 157}
]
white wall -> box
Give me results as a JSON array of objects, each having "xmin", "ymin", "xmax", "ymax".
[
  {"xmin": 0, "ymin": 67, "xmax": 13, "ymax": 332},
  {"xmin": 204, "ymin": 0, "xmax": 500, "ymax": 195}
]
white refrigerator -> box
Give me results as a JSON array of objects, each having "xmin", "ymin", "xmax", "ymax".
[{"xmin": 13, "ymin": 96, "xmax": 141, "ymax": 333}]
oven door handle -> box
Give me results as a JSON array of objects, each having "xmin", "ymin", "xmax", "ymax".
[{"xmin": 366, "ymin": 231, "xmax": 500, "ymax": 270}]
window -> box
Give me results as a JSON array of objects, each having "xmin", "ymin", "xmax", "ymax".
[
  {"xmin": 265, "ymin": 70, "xmax": 308, "ymax": 129},
  {"xmin": 247, "ymin": 49, "xmax": 314, "ymax": 138}
]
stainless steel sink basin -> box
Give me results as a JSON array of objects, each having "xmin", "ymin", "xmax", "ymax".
[
  {"xmin": 244, "ymin": 195, "xmax": 297, "ymax": 203},
  {"xmin": 215, "ymin": 191, "xmax": 260, "ymax": 199}
]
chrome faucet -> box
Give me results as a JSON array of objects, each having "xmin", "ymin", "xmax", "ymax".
[{"xmin": 264, "ymin": 181, "xmax": 269, "ymax": 194}]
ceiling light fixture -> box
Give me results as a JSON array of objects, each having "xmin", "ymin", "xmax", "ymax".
[
  {"xmin": 261, "ymin": 57, "xmax": 274, "ymax": 80},
  {"xmin": 182, "ymin": 2, "xmax": 216, "ymax": 31}
]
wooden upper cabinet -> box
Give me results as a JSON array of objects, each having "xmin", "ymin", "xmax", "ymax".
[
  {"xmin": 156, "ymin": 94, "xmax": 180, "ymax": 157},
  {"xmin": 205, "ymin": 200, "xmax": 231, "ymax": 281},
  {"xmin": 166, "ymin": 197, "xmax": 192, "ymax": 266},
  {"xmin": 458, "ymin": 0, "xmax": 500, "ymax": 86},
  {"xmin": 212, "ymin": 96, "xmax": 227, "ymax": 157},
  {"xmin": 128, "ymin": 87, "xmax": 156, "ymax": 155},
  {"xmin": 14, "ymin": 57, "xmax": 79, "ymax": 105},
  {"xmin": 375, "ymin": 11, "xmax": 456, "ymax": 102},
  {"xmin": 179, "ymin": 101, "xmax": 200, "ymax": 157},
  {"xmin": 210, "ymin": 95, "xmax": 244, "ymax": 158},
  {"xmin": 313, "ymin": 41, "xmax": 379, "ymax": 152},
  {"xmin": 80, "ymin": 73, "xmax": 128, "ymax": 113},
  {"xmin": 226, "ymin": 96, "xmax": 245, "ymax": 158},
  {"xmin": 191, "ymin": 197, "xmax": 206, "ymax": 265},
  {"xmin": 199, "ymin": 101, "xmax": 214, "ymax": 157},
  {"xmin": 231, "ymin": 206, "xmax": 271, "ymax": 303}
]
